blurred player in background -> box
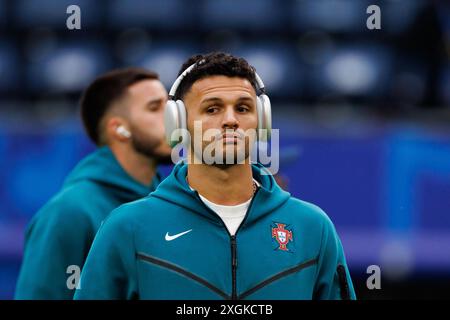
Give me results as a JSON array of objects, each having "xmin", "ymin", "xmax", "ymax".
[
  {"xmin": 15, "ymin": 68, "xmax": 172, "ymax": 299},
  {"xmin": 74, "ymin": 52, "xmax": 355, "ymax": 300}
]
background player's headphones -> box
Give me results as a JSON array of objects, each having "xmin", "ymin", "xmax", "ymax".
[
  {"xmin": 164, "ymin": 59, "xmax": 272, "ymax": 147},
  {"xmin": 116, "ymin": 126, "xmax": 131, "ymax": 139}
]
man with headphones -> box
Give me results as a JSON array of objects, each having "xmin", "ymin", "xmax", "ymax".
[
  {"xmin": 74, "ymin": 52, "xmax": 356, "ymax": 300},
  {"xmin": 15, "ymin": 68, "xmax": 172, "ymax": 299}
]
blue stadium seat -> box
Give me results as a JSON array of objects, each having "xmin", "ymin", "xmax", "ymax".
[
  {"xmin": 119, "ymin": 42, "xmax": 199, "ymax": 88},
  {"xmin": 0, "ymin": 0, "xmax": 6, "ymax": 28},
  {"xmin": 201, "ymin": 0, "xmax": 285, "ymax": 31},
  {"xmin": 308, "ymin": 44, "xmax": 393, "ymax": 98},
  {"xmin": 233, "ymin": 43, "xmax": 304, "ymax": 98},
  {"xmin": 0, "ymin": 42, "xmax": 20, "ymax": 92},
  {"xmin": 387, "ymin": 55, "xmax": 428, "ymax": 106},
  {"xmin": 439, "ymin": 65, "xmax": 450, "ymax": 107},
  {"xmin": 107, "ymin": 0, "xmax": 196, "ymax": 30},
  {"xmin": 291, "ymin": 0, "xmax": 370, "ymax": 33},
  {"xmin": 27, "ymin": 41, "xmax": 112, "ymax": 92},
  {"xmin": 382, "ymin": 0, "xmax": 426, "ymax": 35},
  {"xmin": 13, "ymin": 0, "xmax": 102, "ymax": 28},
  {"xmin": 291, "ymin": 0, "xmax": 425, "ymax": 34}
]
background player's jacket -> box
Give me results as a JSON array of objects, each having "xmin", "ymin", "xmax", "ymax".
[
  {"xmin": 74, "ymin": 162, "xmax": 356, "ymax": 300},
  {"xmin": 15, "ymin": 146, "xmax": 161, "ymax": 299}
]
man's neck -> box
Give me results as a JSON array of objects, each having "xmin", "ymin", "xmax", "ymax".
[
  {"xmin": 110, "ymin": 145, "xmax": 157, "ymax": 186},
  {"xmin": 187, "ymin": 162, "xmax": 254, "ymax": 206}
]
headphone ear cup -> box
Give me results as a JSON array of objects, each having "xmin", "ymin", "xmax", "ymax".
[
  {"xmin": 175, "ymin": 100, "xmax": 187, "ymax": 131},
  {"xmin": 164, "ymin": 100, "xmax": 181, "ymax": 147},
  {"xmin": 256, "ymin": 96, "xmax": 263, "ymax": 131},
  {"xmin": 257, "ymin": 94, "xmax": 272, "ymax": 141},
  {"xmin": 175, "ymin": 100, "xmax": 189, "ymax": 146},
  {"xmin": 164, "ymin": 99, "xmax": 189, "ymax": 147}
]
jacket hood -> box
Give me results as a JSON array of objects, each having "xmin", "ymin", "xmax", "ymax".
[
  {"xmin": 63, "ymin": 146, "xmax": 160, "ymax": 199},
  {"xmin": 151, "ymin": 162, "xmax": 291, "ymax": 226}
]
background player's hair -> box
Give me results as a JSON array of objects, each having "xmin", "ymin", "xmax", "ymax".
[
  {"xmin": 174, "ymin": 52, "xmax": 258, "ymax": 100},
  {"xmin": 80, "ymin": 67, "xmax": 159, "ymax": 145}
]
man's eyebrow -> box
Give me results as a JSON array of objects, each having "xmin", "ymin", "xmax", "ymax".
[
  {"xmin": 200, "ymin": 97, "xmax": 223, "ymax": 104},
  {"xmin": 200, "ymin": 96, "xmax": 254, "ymax": 104},
  {"xmin": 236, "ymin": 97, "xmax": 254, "ymax": 104}
]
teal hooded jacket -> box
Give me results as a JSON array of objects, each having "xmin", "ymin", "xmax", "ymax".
[
  {"xmin": 74, "ymin": 162, "xmax": 356, "ymax": 300},
  {"xmin": 15, "ymin": 146, "xmax": 161, "ymax": 299}
]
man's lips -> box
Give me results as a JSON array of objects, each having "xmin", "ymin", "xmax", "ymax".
[
  {"xmin": 217, "ymin": 132, "xmax": 244, "ymax": 143},
  {"xmin": 223, "ymin": 136, "xmax": 238, "ymax": 144}
]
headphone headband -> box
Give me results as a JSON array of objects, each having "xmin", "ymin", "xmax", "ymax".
[
  {"xmin": 168, "ymin": 59, "xmax": 266, "ymax": 99},
  {"xmin": 168, "ymin": 62, "xmax": 200, "ymax": 98}
]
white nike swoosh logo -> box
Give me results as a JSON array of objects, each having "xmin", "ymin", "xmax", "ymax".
[{"xmin": 165, "ymin": 229, "xmax": 193, "ymax": 241}]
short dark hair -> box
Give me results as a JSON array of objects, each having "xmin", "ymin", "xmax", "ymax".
[
  {"xmin": 80, "ymin": 67, "xmax": 159, "ymax": 145},
  {"xmin": 174, "ymin": 52, "xmax": 258, "ymax": 100}
]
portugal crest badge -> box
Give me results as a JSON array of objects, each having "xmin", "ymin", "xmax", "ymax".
[{"xmin": 271, "ymin": 222, "xmax": 294, "ymax": 252}]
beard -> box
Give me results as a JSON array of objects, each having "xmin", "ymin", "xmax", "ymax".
[{"xmin": 130, "ymin": 126, "xmax": 173, "ymax": 164}]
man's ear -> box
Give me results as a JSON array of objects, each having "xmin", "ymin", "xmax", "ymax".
[{"xmin": 105, "ymin": 116, "xmax": 131, "ymax": 143}]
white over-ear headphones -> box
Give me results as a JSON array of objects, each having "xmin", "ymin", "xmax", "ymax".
[
  {"xmin": 116, "ymin": 126, "xmax": 131, "ymax": 139},
  {"xmin": 164, "ymin": 59, "xmax": 272, "ymax": 147}
]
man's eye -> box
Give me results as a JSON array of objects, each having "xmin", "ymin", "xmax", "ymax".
[
  {"xmin": 237, "ymin": 105, "xmax": 250, "ymax": 112},
  {"xmin": 206, "ymin": 106, "xmax": 219, "ymax": 114}
]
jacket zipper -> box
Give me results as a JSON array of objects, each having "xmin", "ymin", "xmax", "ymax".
[
  {"xmin": 193, "ymin": 187, "xmax": 259, "ymax": 300},
  {"xmin": 231, "ymin": 235, "xmax": 238, "ymax": 300}
]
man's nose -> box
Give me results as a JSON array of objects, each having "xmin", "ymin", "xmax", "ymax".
[{"xmin": 221, "ymin": 107, "xmax": 239, "ymax": 129}]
